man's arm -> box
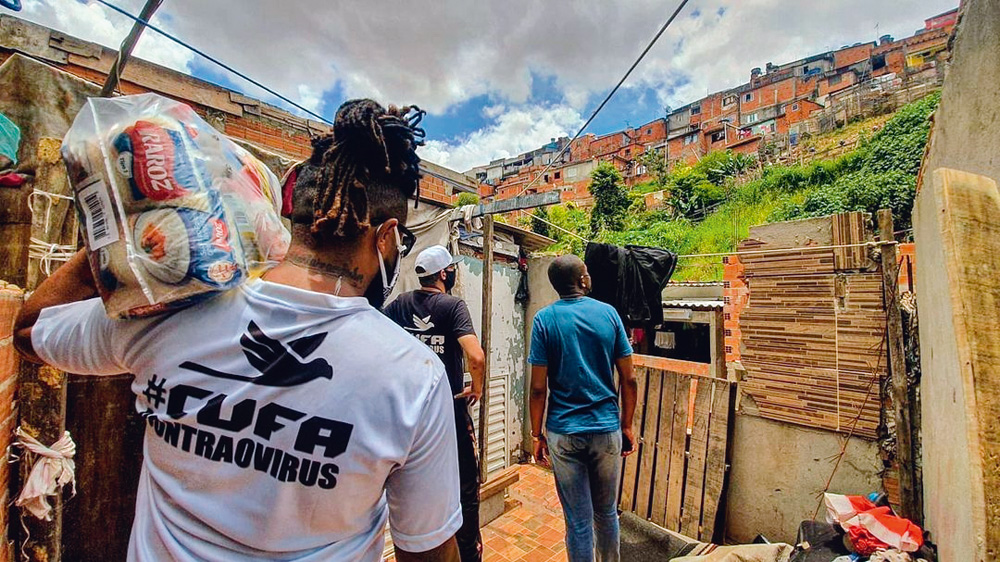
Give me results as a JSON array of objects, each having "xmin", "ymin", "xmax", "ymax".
[
  {"xmin": 616, "ymin": 355, "xmax": 637, "ymax": 457},
  {"xmin": 395, "ymin": 537, "xmax": 460, "ymax": 562},
  {"xmin": 454, "ymin": 334, "xmax": 485, "ymax": 406},
  {"xmin": 529, "ymin": 364, "xmax": 549, "ymax": 465},
  {"xmin": 14, "ymin": 249, "xmax": 97, "ymax": 363}
]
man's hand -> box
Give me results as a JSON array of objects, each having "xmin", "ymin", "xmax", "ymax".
[
  {"xmin": 621, "ymin": 425, "xmax": 637, "ymax": 457},
  {"xmin": 532, "ymin": 435, "xmax": 549, "ymax": 467},
  {"xmin": 453, "ymin": 384, "xmax": 482, "ymax": 407}
]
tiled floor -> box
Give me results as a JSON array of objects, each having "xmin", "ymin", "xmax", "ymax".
[
  {"xmin": 481, "ymin": 464, "xmax": 567, "ymax": 562},
  {"xmin": 385, "ymin": 463, "xmax": 568, "ymax": 561}
]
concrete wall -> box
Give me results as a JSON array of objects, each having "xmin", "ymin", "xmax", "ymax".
[
  {"xmin": 520, "ymin": 256, "xmax": 560, "ymax": 452},
  {"xmin": 725, "ymin": 402, "xmax": 883, "ymax": 544},
  {"xmin": 913, "ymin": 1, "xmax": 1000, "ymax": 559}
]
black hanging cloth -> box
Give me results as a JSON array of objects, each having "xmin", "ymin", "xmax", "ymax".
[{"xmin": 584, "ymin": 242, "xmax": 678, "ymax": 326}]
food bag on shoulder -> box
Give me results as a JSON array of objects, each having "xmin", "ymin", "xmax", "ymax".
[{"xmin": 61, "ymin": 93, "xmax": 290, "ymax": 318}]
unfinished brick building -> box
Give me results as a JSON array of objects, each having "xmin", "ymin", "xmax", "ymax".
[{"xmin": 476, "ymin": 7, "xmax": 958, "ymax": 208}]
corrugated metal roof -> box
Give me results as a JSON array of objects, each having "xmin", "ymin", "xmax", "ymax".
[
  {"xmin": 662, "ymin": 299, "xmax": 725, "ymax": 310},
  {"xmin": 667, "ymin": 281, "xmax": 725, "ymax": 287}
]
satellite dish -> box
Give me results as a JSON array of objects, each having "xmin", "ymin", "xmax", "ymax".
[{"xmin": 0, "ymin": 0, "xmax": 22, "ymax": 10}]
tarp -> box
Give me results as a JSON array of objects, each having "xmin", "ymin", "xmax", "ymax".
[
  {"xmin": 0, "ymin": 54, "xmax": 99, "ymax": 175},
  {"xmin": 671, "ymin": 544, "xmax": 794, "ymax": 562}
]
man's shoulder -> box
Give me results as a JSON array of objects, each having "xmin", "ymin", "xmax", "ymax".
[{"xmin": 581, "ymin": 297, "xmax": 617, "ymax": 314}]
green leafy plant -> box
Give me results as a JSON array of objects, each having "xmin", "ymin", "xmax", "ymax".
[
  {"xmin": 588, "ymin": 163, "xmax": 629, "ymax": 234},
  {"xmin": 455, "ymin": 192, "xmax": 480, "ymax": 207}
]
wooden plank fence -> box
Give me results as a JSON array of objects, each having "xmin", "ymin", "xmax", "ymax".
[{"xmin": 618, "ymin": 365, "xmax": 735, "ymax": 543}]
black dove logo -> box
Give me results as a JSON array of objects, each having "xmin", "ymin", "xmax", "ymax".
[{"xmin": 179, "ymin": 321, "xmax": 332, "ymax": 386}]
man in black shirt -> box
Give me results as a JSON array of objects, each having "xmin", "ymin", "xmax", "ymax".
[{"xmin": 384, "ymin": 245, "xmax": 486, "ymax": 562}]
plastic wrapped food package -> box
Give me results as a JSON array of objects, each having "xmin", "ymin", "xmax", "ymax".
[{"xmin": 61, "ymin": 93, "xmax": 290, "ymax": 318}]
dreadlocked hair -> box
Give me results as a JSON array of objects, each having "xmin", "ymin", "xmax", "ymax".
[{"xmin": 309, "ymin": 99, "xmax": 425, "ymax": 243}]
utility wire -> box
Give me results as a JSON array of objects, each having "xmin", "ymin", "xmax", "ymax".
[
  {"xmin": 92, "ymin": 0, "xmax": 333, "ymax": 125},
  {"xmin": 512, "ymin": 0, "xmax": 692, "ymax": 200}
]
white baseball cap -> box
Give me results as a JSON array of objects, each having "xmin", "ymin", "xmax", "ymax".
[{"xmin": 415, "ymin": 245, "xmax": 459, "ymax": 275}]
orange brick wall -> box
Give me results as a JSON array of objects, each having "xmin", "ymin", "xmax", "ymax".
[
  {"xmin": 740, "ymin": 75, "xmax": 819, "ymax": 113},
  {"xmin": 723, "ymin": 256, "xmax": 748, "ymax": 364},
  {"xmin": 34, "ymin": 61, "xmax": 317, "ymax": 162},
  {"xmin": 834, "ymin": 43, "xmax": 875, "ymax": 69},
  {"xmin": 819, "ymin": 71, "xmax": 859, "ymax": 98}
]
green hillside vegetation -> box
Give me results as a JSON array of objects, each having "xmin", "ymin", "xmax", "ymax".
[{"xmin": 525, "ymin": 92, "xmax": 939, "ymax": 281}]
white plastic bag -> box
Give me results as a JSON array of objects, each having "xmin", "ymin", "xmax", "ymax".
[{"xmin": 62, "ymin": 93, "xmax": 290, "ymax": 318}]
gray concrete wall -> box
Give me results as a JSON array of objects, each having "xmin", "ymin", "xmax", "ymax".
[
  {"xmin": 520, "ymin": 256, "xmax": 559, "ymax": 453},
  {"xmin": 725, "ymin": 404, "xmax": 882, "ymax": 544},
  {"xmin": 912, "ymin": 2, "xmax": 1000, "ymax": 559}
]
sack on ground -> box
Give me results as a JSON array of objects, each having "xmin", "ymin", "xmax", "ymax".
[{"xmin": 61, "ymin": 93, "xmax": 289, "ymax": 318}]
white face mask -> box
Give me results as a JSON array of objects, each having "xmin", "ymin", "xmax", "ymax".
[{"xmin": 365, "ymin": 224, "xmax": 403, "ymax": 309}]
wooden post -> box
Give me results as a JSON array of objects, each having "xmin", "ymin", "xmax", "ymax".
[
  {"xmin": 16, "ymin": 138, "xmax": 76, "ymax": 561},
  {"xmin": 878, "ymin": 209, "xmax": 919, "ymax": 523},
  {"xmin": 477, "ymin": 215, "xmax": 493, "ymax": 482}
]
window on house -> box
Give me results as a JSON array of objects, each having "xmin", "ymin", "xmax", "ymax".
[
  {"xmin": 746, "ymin": 113, "xmax": 759, "ymax": 124},
  {"xmin": 829, "ymin": 74, "xmax": 843, "ymax": 86},
  {"xmin": 744, "ymin": 92, "xmax": 753, "ymax": 102},
  {"xmin": 646, "ymin": 128, "xmax": 653, "ymax": 135},
  {"xmin": 792, "ymin": 103, "xmax": 800, "ymax": 111},
  {"xmin": 723, "ymin": 95, "xmax": 737, "ymax": 106},
  {"xmin": 684, "ymin": 133, "xmax": 698, "ymax": 145},
  {"xmin": 711, "ymin": 131, "xmax": 726, "ymax": 143},
  {"xmin": 691, "ymin": 105, "xmax": 701, "ymax": 115},
  {"xmin": 624, "ymin": 148, "xmax": 630, "ymax": 156},
  {"xmin": 544, "ymin": 174, "xmax": 549, "ymax": 183},
  {"xmin": 636, "ymin": 165, "xmax": 647, "ymax": 176},
  {"xmin": 554, "ymin": 171, "xmax": 561, "ymax": 180}
]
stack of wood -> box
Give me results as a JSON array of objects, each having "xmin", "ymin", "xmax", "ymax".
[{"xmin": 737, "ymin": 213, "xmax": 886, "ymax": 439}]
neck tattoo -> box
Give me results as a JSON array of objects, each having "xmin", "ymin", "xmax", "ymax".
[{"xmin": 287, "ymin": 256, "xmax": 364, "ymax": 285}]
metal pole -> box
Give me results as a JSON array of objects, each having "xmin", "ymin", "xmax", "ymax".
[
  {"xmin": 477, "ymin": 215, "xmax": 494, "ymax": 482},
  {"xmin": 100, "ymin": 0, "xmax": 164, "ymax": 97}
]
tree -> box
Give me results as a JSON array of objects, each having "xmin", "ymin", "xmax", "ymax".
[
  {"xmin": 454, "ymin": 192, "xmax": 480, "ymax": 207},
  {"xmin": 588, "ymin": 162, "xmax": 629, "ymax": 234},
  {"xmin": 530, "ymin": 207, "xmax": 550, "ymax": 237}
]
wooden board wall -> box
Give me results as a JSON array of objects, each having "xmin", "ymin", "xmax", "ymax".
[
  {"xmin": 618, "ymin": 366, "xmax": 734, "ymax": 543},
  {"xmin": 737, "ymin": 214, "xmax": 885, "ymax": 439}
]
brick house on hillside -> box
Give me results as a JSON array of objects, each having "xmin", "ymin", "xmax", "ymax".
[{"xmin": 480, "ymin": 8, "xmax": 957, "ymax": 208}]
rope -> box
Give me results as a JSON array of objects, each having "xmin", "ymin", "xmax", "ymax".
[
  {"xmin": 512, "ymin": 0, "xmax": 693, "ymax": 199},
  {"xmin": 13, "ymin": 427, "xmax": 76, "ymax": 522},
  {"xmin": 28, "ymin": 189, "xmax": 74, "ymax": 229},
  {"xmin": 27, "ymin": 238, "xmax": 77, "ymax": 276},
  {"xmin": 92, "ymin": 0, "xmax": 332, "ymax": 125}
]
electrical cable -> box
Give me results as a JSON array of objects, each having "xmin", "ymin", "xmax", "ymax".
[
  {"xmin": 511, "ymin": 0, "xmax": 693, "ymax": 200},
  {"xmin": 92, "ymin": 0, "xmax": 333, "ymax": 125}
]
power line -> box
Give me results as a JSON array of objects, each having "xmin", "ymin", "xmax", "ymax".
[
  {"xmin": 512, "ymin": 0, "xmax": 693, "ymax": 199},
  {"xmin": 92, "ymin": 0, "xmax": 333, "ymax": 125}
]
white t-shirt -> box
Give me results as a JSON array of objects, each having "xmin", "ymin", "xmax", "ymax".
[{"xmin": 32, "ymin": 279, "xmax": 462, "ymax": 561}]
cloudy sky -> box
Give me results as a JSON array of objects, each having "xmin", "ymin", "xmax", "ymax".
[{"xmin": 6, "ymin": 0, "xmax": 957, "ymax": 172}]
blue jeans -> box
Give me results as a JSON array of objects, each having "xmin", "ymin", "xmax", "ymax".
[{"xmin": 547, "ymin": 431, "xmax": 622, "ymax": 562}]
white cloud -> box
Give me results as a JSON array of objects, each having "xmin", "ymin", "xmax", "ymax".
[
  {"xmin": 296, "ymin": 84, "xmax": 322, "ymax": 113},
  {"xmin": 19, "ymin": 0, "xmax": 195, "ymax": 73},
  {"xmin": 419, "ymin": 104, "xmax": 583, "ymax": 172},
  {"xmin": 7, "ymin": 0, "xmax": 958, "ymax": 169}
]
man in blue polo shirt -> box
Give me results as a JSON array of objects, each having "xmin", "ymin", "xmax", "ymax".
[{"xmin": 528, "ymin": 254, "xmax": 637, "ymax": 562}]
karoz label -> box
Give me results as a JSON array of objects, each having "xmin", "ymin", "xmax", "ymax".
[{"xmin": 78, "ymin": 177, "xmax": 119, "ymax": 250}]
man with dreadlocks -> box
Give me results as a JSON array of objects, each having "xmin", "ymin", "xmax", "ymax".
[{"xmin": 15, "ymin": 99, "xmax": 463, "ymax": 561}]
